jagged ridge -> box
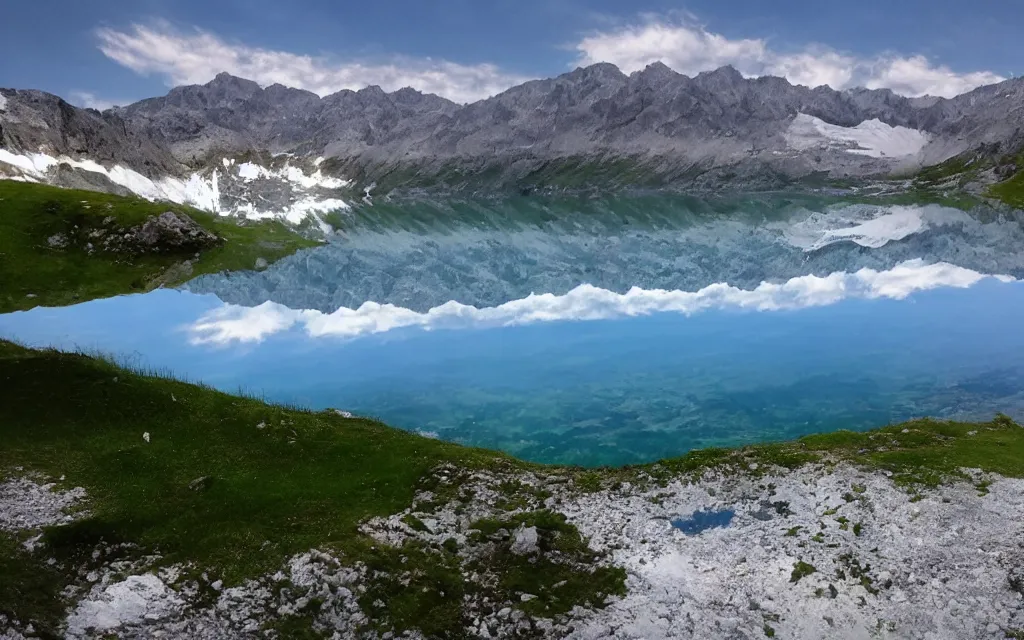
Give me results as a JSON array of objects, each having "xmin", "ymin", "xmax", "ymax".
[{"xmin": 2, "ymin": 63, "xmax": 1024, "ymax": 199}]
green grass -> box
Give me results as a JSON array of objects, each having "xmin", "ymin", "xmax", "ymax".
[
  {"xmin": 904, "ymin": 147, "xmax": 1024, "ymax": 210},
  {"xmin": 466, "ymin": 510, "xmax": 627, "ymax": 618},
  {"xmin": 2, "ymin": 342, "xmax": 1024, "ymax": 635},
  {"xmin": 912, "ymin": 154, "xmax": 980, "ymax": 188},
  {"xmin": 357, "ymin": 541, "xmax": 469, "ymax": 637},
  {"xmin": 638, "ymin": 415, "xmax": 1024, "ymax": 489},
  {"xmin": 989, "ymin": 166, "xmax": 1024, "ymax": 208},
  {"xmin": 0, "ymin": 340, "xmax": 511, "ymax": 585},
  {"xmin": 888, "ymin": 145, "xmax": 1024, "ymax": 210},
  {"xmin": 0, "ymin": 534, "xmax": 66, "ymax": 638},
  {"xmin": 0, "ymin": 180, "xmax": 317, "ymax": 312},
  {"xmin": 790, "ymin": 561, "xmax": 817, "ymax": 583}
]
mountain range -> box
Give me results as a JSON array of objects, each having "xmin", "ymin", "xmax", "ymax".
[{"xmin": 2, "ymin": 63, "xmax": 1023, "ymax": 221}]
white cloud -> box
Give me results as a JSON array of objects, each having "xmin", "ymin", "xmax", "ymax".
[
  {"xmin": 574, "ymin": 17, "xmax": 1005, "ymax": 98},
  {"xmin": 95, "ymin": 22, "xmax": 529, "ymax": 104},
  {"xmin": 187, "ymin": 260, "xmax": 1010, "ymax": 345},
  {"xmin": 575, "ymin": 20, "xmax": 767, "ymax": 78},
  {"xmin": 68, "ymin": 91, "xmax": 121, "ymax": 111},
  {"xmin": 861, "ymin": 55, "xmax": 1006, "ymax": 99},
  {"xmin": 189, "ymin": 301, "xmax": 301, "ymax": 345}
]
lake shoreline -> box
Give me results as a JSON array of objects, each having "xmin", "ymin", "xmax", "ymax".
[{"xmin": 2, "ymin": 342, "xmax": 1023, "ymax": 638}]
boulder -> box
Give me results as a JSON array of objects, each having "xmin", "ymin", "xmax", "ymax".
[
  {"xmin": 132, "ymin": 212, "xmax": 221, "ymax": 252},
  {"xmin": 510, "ymin": 525, "xmax": 540, "ymax": 556}
]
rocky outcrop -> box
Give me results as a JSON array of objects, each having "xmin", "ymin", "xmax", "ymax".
[
  {"xmin": 3, "ymin": 451, "xmax": 1024, "ymax": 639},
  {"xmin": 42, "ymin": 210, "xmax": 221, "ymax": 258},
  {"xmin": 130, "ymin": 212, "xmax": 221, "ymax": 252}
]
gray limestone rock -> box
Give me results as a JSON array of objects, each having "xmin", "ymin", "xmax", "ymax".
[
  {"xmin": 510, "ymin": 525, "xmax": 540, "ymax": 556},
  {"xmin": 132, "ymin": 212, "xmax": 221, "ymax": 251},
  {"xmin": 3, "ymin": 64, "xmax": 1024, "ymax": 196}
]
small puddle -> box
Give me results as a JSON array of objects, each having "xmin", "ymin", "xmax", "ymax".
[{"xmin": 671, "ymin": 509, "xmax": 735, "ymax": 535}]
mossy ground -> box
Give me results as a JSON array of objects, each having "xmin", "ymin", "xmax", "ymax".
[{"xmin": 0, "ymin": 180, "xmax": 317, "ymax": 312}]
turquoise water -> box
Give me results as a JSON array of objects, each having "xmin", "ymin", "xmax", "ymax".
[
  {"xmin": 672, "ymin": 510, "xmax": 736, "ymax": 534},
  {"xmin": 3, "ymin": 195, "xmax": 1024, "ymax": 466}
]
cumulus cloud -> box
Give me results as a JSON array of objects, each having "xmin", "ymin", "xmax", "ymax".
[
  {"xmin": 574, "ymin": 16, "xmax": 1005, "ymax": 98},
  {"xmin": 188, "ymin": 260, "xmax": 1009, "ymax": 345},
  {"xmin": 189, "ymin": 301, "xmax": 301, "ymax": 345},
  {"xmin": 68, "ymin": 91, "xmax": 122, "ymax": 111},
  {"xmin": 95, "ymin": 22, "xmax": 530, "ymax": 103},
  {"xmin": 861, "ymin": 55, "xmax": 1007, "ymax": 98}
]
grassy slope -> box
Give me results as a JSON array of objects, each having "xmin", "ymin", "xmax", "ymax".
[
  {"xmin": 2, "ymin": 342, "xmax": 1023, "ymax": 635},
  {"xmin": 990, "ymin": 167, "xmax": 1024, "ymax": 208},
  {"xmin": 908, "ymin": 148, "xmax": 1024, "ymax": 209},
  {"xmin": 640, "ymin": 414, "xmax": 1024, "ymax": 490},
  {"xmin": 0, "ymin": 340, "xmax": 517, "ymax": 636},
  {"xmin": 0, "ymin": 341, "xmax": 509, "ymax": 581},
  {"xmin": 0, "ymin": 180, "xmax": 317, "ymax": 312}
]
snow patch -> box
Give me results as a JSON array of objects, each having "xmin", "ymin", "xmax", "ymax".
[
  {"xmin": 157, "ymin": 172, "xmax": 222, "ymax": 213},
  {"xmin": 0, "ymin": 93, "xmax": 8, "ymax": 111},
  {"xmin": 187, "ymin": 259, "xmax": 1012, "ymax": 344},
  {"xmin": 0, "ymin": 148, "xmax": 221, "ymax": 208},
  {"xmin": 283, "ymin": 165, "xmax": 348, "ymax": 190},
  {"xmin": 0, "ymin": 149, "xmax": 349, "ymax": 226},
  {"xmin": 780, "ymin": 203, "xmax": 971, "ymax": 251},
  {"xmin": 236, "ymin": 160, "xmax": 349, "ymax": 190},
  {"xmin": 785, "ymin": 113, "xmax": 931, "ymax": 158},
  {"xmin": 233, "ymin": 195, "xmax": 349, "ymax": 229},
  {"xmin": 236, "ymin": 162, "xmax": 269, "ymax": 181},
  {"xmin": 0, "ymin": 150, "xmax": 57, "ymax": 175}
]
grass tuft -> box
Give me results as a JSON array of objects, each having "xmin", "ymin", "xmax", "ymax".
[{"xmin": 790, "ymin": 561, "xmax": 817, "ymax": 583}]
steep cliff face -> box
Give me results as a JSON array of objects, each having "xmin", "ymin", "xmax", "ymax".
[{"xmin": 0, "ymin": 88, "xmax": 179, "ymax": 175}]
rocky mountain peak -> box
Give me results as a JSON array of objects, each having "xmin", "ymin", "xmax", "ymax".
[
  {"xmin": 3, "ymin": 65, "xmax": 1024, "ymax": 196},
  {"xmin": 567, "ymin": 62, "xmax": 628, "ymax": 84},
  {"xmin": 206, "ymin": 72, "xmax": 262, "ymax": 96},
  {"xmin": 635, "ymin": 61, "xmax": 680, "ymax": 82},
  {"xmin": 357, "ymin": 85, "xmax": 388, "ymax": 98},
  {"xmin": 695, "ymin": 65, "xmax": 745, "ymax": 85}
]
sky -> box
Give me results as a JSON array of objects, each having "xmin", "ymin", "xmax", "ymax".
[{"xmin": 0, "ymin": 0, "xmax": 1021, "ymax": 109}]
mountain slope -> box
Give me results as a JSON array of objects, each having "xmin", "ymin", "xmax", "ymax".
[{"xmin": 2, "ymin": 64, "xmax": 1024, "ymax": 219}]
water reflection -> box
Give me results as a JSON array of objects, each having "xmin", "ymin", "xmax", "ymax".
[{"xmin": 2, "ymin": 278, "xmax": 1023, "ymax": 466}]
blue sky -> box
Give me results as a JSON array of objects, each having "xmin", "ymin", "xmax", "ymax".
[{"xmin": 1, "ymin": 0, "xmax": 1020, "ymax": 107}]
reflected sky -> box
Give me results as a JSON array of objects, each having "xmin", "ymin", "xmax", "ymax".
[{"xmin": 3, "ymin": 278, "xmax": 1023, "ymax": 466}]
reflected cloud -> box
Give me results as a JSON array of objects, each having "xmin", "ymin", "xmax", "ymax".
[
  {"xmin": 189, "ymin": 301, "xmax": 303, "ymax": 344},
  {"xmin": 188, "ymin": 260, "xmax": 1013, "ymax": 345}
]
